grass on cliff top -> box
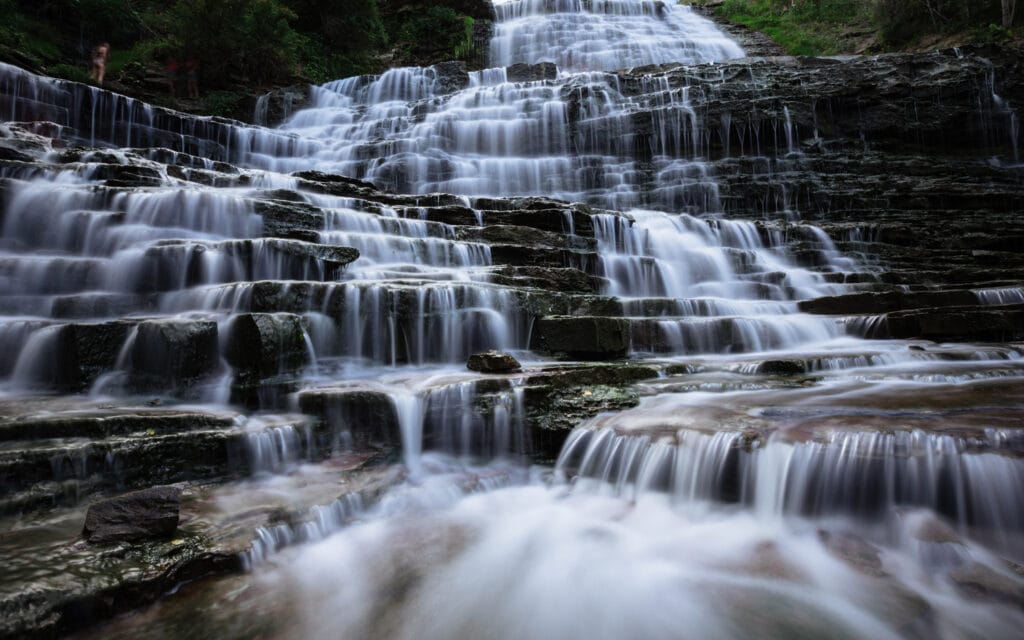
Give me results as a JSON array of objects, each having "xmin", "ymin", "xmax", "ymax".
[
  {"xmin": 706, "ymin": 0, "xmax": 874, "ymax": 55},
  {"xmin": 686, "ymin": 0, "xmax": 1021, "ymax": 56}
]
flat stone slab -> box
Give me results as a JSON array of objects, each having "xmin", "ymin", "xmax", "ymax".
[
  {"xmin": 82, "ymin": 485, "xmax": 182, "ymax": 544},
  {"xmin": 0, "ymin": 399, "xmax": 240, "ymax": 442}
]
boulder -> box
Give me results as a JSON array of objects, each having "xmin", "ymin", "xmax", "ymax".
[
  {"xmin": 82, "ymin": 485, "xmax": 182, "ymax": 544},
  {"xmin": 298, "ymin": 388, "xmax": 401, "ymax": 451},
  {"xmin": 756, "ymin": 360, "xmax": 806, "ymax": 376},
  {"xmin": 247, "ymin": 281, "xmax": 340, "ymax": 315},
  {"xmin": 467, "ymin": 351, "xmax": 522, "ymax": 373},
  {"xmin": 225, "ymin": 313, "xmax": 310, "ymax": 378},
  {"xmin": 531, "ymin": 316, "xmax": 630, "ymax": 360},
  {"xmin": 130, "ymin": 319, "xmax": 219, "ymax": 387}
]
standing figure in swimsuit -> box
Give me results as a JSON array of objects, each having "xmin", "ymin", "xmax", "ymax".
[{"xmin": 90, "ymin": 42, "xmax": 110, "ymax": 85}]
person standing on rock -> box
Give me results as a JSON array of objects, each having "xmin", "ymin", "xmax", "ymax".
[
  {"xmin": 185, "ymin": 57, "xmax": 200, "ymax": 99},
  {"xmin": 165, "ymin": 56, "xmax": 181, "ymax": 97},
  {"xmin": 90, "ymin": 42, "xmax": 110, "ymax": 86}
]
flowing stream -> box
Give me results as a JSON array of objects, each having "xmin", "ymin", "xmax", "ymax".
[{"xmin": 1, "ymin": 1, "xmax": 1023, "ymax": 638}]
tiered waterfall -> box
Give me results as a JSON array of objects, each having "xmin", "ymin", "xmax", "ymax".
[{"xmin": 1, "ymin": 0, "xmax": 1023, "ymax": 638}]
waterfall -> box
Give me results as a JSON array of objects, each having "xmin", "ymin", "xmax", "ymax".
[
  {"xmin": 2, "ymin": 0, "xmax": 1024, "ymax": 636},
  {"xmin": 240, "ymin": 3, "xmax": 745, "ymax": 208}
]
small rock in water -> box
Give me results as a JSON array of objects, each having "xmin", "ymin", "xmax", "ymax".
[
  {"xmin": 82, "ymin": 485, "xmax": 182, "ymax": 544},
  {"xmin": 756, "ymin": 360, "xmax": 806, "ymax": 376},
  {"xmin": 467, "ymin": 351, "xmax": 522, "ymax": 373}
]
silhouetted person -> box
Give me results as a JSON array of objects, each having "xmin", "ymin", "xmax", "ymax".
[
  {"xmin": 165, "ymin": 56, "xmax": 180, "ymax": 97},
  {"xmin": 185, "ymin": 58, "xmax": 200, "ymax": 99},
  {"xmin": 90, "ymin": 42, "xmax": 110, "ymax": 85}
]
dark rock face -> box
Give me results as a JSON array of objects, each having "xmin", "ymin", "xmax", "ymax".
[
  {"xmin": 225, "ymin": 313, "xmax": 310, "ymax": 379},
  {"xmin": 42, "ymin": 321, "xmax": 132, "ymax": 391},
  {"xmin": 489, "ymin": 266, "xmax": 597, "ymax": 293},
  {"xmin": 887, "ymin": 304, "xmax": 1024, "ymax": 342},
  {"xmin": 0, "ymin": 401, "xmax": 253, "ymax": 516},
  {"xmin": 298, "ymin": 389, "xmax": 402, "ymax": 452},
  {"xmin": 610, "ymin": 49, "xmax": 1024, "ymax": 162},
  {"xmin": 249, "ymin": 86, "xmax": 311, "ymax": 128},
  {"xmin": 129, "ymin": 320, "xmax": 219, "ymax": 389},
  {"xmin": 82, "ymin": 485, "xmax": 182, "ymax": 544},
  {"xmin": 467, "ymin": 351, "xmax": 522, "ymax": 373},
  {"xmin": 433, "ymin": 61, "xmax": 472, "ymax": 94},
  {"xmin": 506, "ymin": 62, "xmax": 558, "ymax": 82},
  {"xmin": 531, "ymin": 317, "xmax": 630, "ymax": 360},
  {"xmin": 799, "ymin": 291, "xmax": 982, "ymax": 315}
]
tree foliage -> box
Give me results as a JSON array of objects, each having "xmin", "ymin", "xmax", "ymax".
[
  {"xmin": 2, "ymin": 0, "xmax": 487, "ymax": 93},
  {"xmin": 169, "ymin": 0, "xmax": 300, "ymax": 85}
]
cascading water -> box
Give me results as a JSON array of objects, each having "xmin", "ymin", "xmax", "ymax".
[
  {"xmin": 2, "ymin": 0, "xmax": 1024, "ymax": 637},
  {"xmin": 245, "ymin": 2, "xmax": 746, "ymax": 207}
]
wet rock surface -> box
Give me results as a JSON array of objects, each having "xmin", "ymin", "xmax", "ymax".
[
  {"xmin": 224, "ymin": 313, "xmax": 311, "ymax": 379},
  {"xmin": 129, "ymin": 320, "xmax": 220, "ymax": 390},
  {"xmin": 467, "ymin": 350, "xmax": 522, "ymax": 373},
  {"xmin": 505, "ymin": 61, "xmax": 558, "ymax": 82},
  {"xmin": 532, "ymin": 317, "xmax": 631, "ymax": 360},
  {"xmin": 0, "ymin": 463, "xmax": 395, "ymax": 639},
  {"xmin": 248, "ymin": 86, "xmax": 311, "ymax": 128},
  {"xmin": 82, "ymin": 485, "xmax": 182, "ymax": 545}
]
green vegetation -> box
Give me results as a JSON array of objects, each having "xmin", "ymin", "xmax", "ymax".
[
  {"xmin": 201, "ymin": 90, "xmax": 244, "ymax": 118},
  {"xmin": 46, "ymin": 62, "xmax": 92, "ymax": 84},
  {"xmin": 714, "ymin": 0, "xmax": 865, "ymax": 54},
  {"xmin": 0, "ymin": 0, "xmax": 489, "ymax": 93},
  {"xmin": 455, "ymin": 16, "xmax": 478, "ymax": 59},
  {"xmin": 700, "ymin": 0, "xmax": 1021, "ymax": 55},
  {"xmin": 392, "ymin": 7, "xmax": 477, "ymax": 61},
  {"xmin": 169, "ymin": 0, "xmax": 302, "ymax": 85}
]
